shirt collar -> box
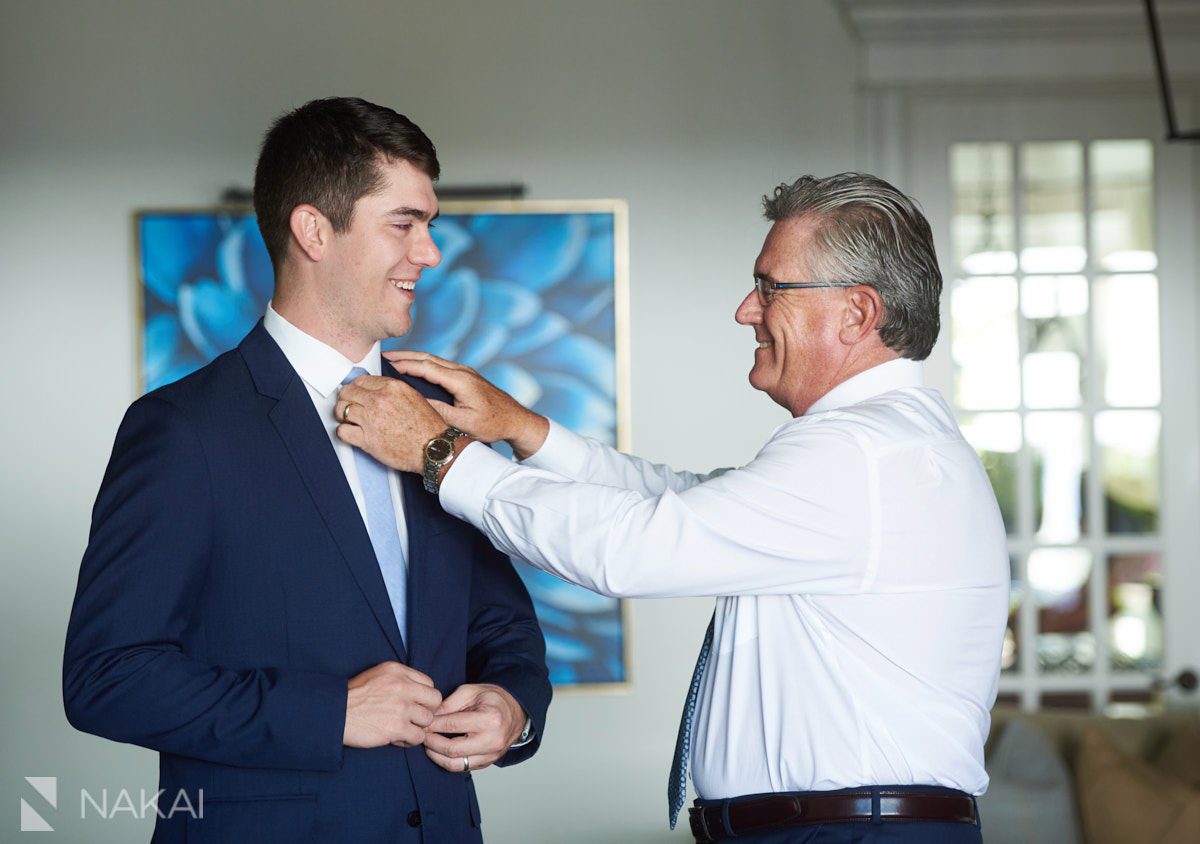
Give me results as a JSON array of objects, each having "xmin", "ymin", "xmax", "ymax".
[
  {"xmin": 804, "ymin": 358, "xmax": 924, "ymax": 416},
  {"xmin": 263, "ymin": 303, "xmax": 381, "ymax": 398}
]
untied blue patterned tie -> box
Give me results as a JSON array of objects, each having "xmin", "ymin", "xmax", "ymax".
[
  {"xmin": 668, "ymin": 613, "xmax": 715, "ymax": 829},
  {"xmin": 343, "ymin": 367, "xmax": 408, "ymax": 644}
]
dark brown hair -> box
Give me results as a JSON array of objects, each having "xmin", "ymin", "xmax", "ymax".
[{"xmin": 253, "ymin": 97, "xmax": 439, "ymax": 268}]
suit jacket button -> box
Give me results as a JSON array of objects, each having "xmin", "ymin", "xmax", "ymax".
[{"xmin": 407, "ymin": 810, "xmax": 422, "ymax": 828}]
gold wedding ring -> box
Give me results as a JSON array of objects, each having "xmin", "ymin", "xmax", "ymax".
[
  {"xmin": 341, "ymin": 403, "xmax": 353, "ymax": 423},
  {"xmin": 462, "ymin": 756, "xmax": 470, "ymax": 772}
]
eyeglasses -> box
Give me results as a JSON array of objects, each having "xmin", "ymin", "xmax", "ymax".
[{"xmin": 753, "ymin": 276, "xmax": 859, "ymax": 306}]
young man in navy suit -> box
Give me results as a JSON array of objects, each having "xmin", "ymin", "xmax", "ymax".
[{"xmin": 64, "ymin": 97, "xmax": 551, "ymax": 843}]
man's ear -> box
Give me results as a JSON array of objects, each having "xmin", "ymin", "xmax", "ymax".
[
  {"xmin": 288, "ymin": 204, "xmax": 331, "ymax": 263},
  {"xmin": 839, "ymin": 286, "xmax": 885, "ymax": 345}
]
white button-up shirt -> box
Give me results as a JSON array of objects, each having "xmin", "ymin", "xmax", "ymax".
[
  {"xmin": 263, "ymin": 305, "xmax": 409, "ymax": 559},
  {"xmin": 440, "ymin": 358, "xmax": 1008, "ymax": 799}
]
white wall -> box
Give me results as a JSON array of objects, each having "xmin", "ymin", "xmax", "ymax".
[{"xmin": 0, "ymin": 1, "xmax": 857, "ymax": 840}]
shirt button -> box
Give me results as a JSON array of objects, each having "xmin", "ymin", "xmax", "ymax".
[{"xmin": 407, "ymin": 810, "xmax": 422, "ymax": 828}]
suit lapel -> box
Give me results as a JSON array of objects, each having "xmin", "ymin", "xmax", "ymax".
[
  {"xmin": 385, "ymin": 365, "xmax": 461, "ymax": 667},
  {"xmin": 240, "ymin": 322, "xmax": 408, "ymax": 662},
  {"xmin": 399, "ymin": 468, "xmax": 448, "ymax": 666}
]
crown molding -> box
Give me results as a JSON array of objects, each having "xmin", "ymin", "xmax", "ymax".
[
  {"xmin": 858, "ymin": 77, "xmax": 1161, "ymax": 98},
  {"xmin": 837, "ymin": 0, "xmax": 1200, "ymax": 43}
]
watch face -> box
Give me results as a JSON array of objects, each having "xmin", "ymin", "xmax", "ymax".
[{"xmin": 426, "ymin": 438, "xmax": 453, "ymax": 462}]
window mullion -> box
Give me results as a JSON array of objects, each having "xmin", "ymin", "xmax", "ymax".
[
  {"xmin": 1082, "ymin": 140, "xmax": 1110, "ymax": 711},
  {"xmin": 1011, "ymin": 141, "xmax": 1038, "ymax": 711}
]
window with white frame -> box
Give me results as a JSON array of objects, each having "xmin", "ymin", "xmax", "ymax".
[{"xmin": 949, "ymin": 139, "xmax": 1163, "ymax": 710}]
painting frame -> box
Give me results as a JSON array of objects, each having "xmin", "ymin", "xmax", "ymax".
[{"xmin": 132, "ymin": 198, "xmax": 633, "ymax": 692}]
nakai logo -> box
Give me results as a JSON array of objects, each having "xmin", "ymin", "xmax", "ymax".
[
  {"xmin": 20, "ymin": 777, "xmax": 56, "ymax": 832},
  {"xmin": 19, "ymin": 777, "xmax": 204, "ymax": 833}
]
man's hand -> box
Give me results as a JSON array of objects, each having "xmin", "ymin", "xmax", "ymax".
[
  {"xmin": 343, "ymin": 662, "xmax": 443, "ymax": 749},
  {"xmin": 335, "ymin": 376, "xmax": 446, "ymax": 473},
  {"xmin": 383, "ymin": 351, "xmax": 550, "ymax": 461},
  {"xmin": 422, "ymin": 683, "xmax": 527, "ymax": 773}
]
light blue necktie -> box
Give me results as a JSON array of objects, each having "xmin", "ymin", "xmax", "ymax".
[
  {"xmin": 343, "ymin": 367, "xmax": 407, "ymax": 644},
  {"xmin": 668, "ymin": 613, "xmax": 715, "ymax": 829}
]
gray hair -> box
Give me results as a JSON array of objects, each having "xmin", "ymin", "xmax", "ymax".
[{"xmin": 762, "ymin": 173, "xmax": 942, "ymax": 361}]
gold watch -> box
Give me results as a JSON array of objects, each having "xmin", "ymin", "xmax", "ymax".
[{"xmin": 422, "ymin": 427, "xmax": 465, "ymax": 494}]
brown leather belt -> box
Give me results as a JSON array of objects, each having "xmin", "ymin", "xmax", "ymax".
[{"xmin": 689, "ymin": 788, "xmax": 978, "ymax": 843}]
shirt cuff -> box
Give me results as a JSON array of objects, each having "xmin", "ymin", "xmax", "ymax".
[
  {"xmin": 521, "ymin": 419, "xmax": 590, "ymax": 478},
  {"xmin": 509, "ymin": 715, "xmax": 535, "ymax": 749},
  {"xmin": 439, "ymin": 441, "xmax": 516, "ymax": 525}
]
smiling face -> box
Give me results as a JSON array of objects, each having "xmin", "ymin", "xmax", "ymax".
[
  {"xmin": 735, "ymin": 216, "xmax": 850, "ymax": 415},
  {"xmin": 321, "ymin": 157, "xmax": 441, "ymax": 354}
]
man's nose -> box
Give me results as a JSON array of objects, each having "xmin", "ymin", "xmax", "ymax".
[
  {"xmin": 412, "ymin": 229, "xmax": 441, "ymax": 269},
  {"xmin": 734, "ymin": 288, "xmax": 763, "ymax": 325}
]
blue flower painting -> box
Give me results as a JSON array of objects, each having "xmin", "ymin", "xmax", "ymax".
[{"xmin": 137, "ymin": 202, "xmax": 629, "ymax": 688}]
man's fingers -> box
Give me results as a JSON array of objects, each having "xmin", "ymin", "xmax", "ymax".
[
  {"xmin": 401, "ymin": 666, "xmax": 436, "ymax": 687},
  {"xmin": 383, "ymin": 350, "xmax": 462, "ymax": 370},
  {"xmin": 350, "ymin": 374, "xmax": 391, "ymax": 391},
  {"xmin": 338, "ymin": 381, "xmax": 377, "ymax": 407},
  {"xmin": 336, "ymin": 423, "xmax": 366, "ymax": 447},
  {"xmin": 423, "ymin": 748, "xmax": 460, "ymax": 773},
  {"xmin": 435, "ymin": 684, "xmax": 480, "ymax": 716},
  {"xmin": 338, "ymin": 382, "xmax": 363, "ymax": 403},
  {"xmin": 427, "ymin": 712, "xmax": 474, "ymax": 735},
  {"xmin": 409, "ymin": 683, "xmax": 444, "ymax": 712},
  {"xmin": 427, "ymin": 399, "xmax": 471, "ymax": 430},
  {"xmin": 410, "ymin": 705, "xmax": 437, "ymax": 730},
  {"xmin": 384, "ymin": 356, "xmax": 451, "ymax": 376},
  {"xmin": 424, "ymin": 747, "xmax": 499, "ymax": 773},
  {"xmin": 386, "ymin": 358, "xmax": 466, "ymax": 392},
  {"xmin": 428, "ymin": 708, "xmax": 492, "ymax": 736},
  {"xmin": 333, "ymin": 399, "xmax": 360, "ymax": 427},
  {"xmin": 388, "ymin": 723, "xmax": 428, "ymax": 748},
  {"xmin": 340, "ymin": 375, "xmax": 418, "ymax": 404},
  {"xmin": 344, "ymin": 662, "xmax": 444, "ymax": 749},
  {"xmin": 423, "ymin": 731, "xmax": 467, "ymax": 758},
  {"xmin": 423, "ymin": 728, "xmax": 496, "ymax": 760}
]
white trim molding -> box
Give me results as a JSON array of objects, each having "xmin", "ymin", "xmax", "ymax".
[{"xmin": 837, "ymin": 0, "xmax": 1200, "ymax": 44}]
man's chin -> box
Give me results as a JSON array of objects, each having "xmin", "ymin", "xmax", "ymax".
[
  {"xmin": 747, "ymin": 366, "xmax": 772, "ymax": 393},
  {"xmin": 748, "ymin": 370, "xmax": 791, "ymax": 411},
  {"xmin": 382, "ymin": 318, "xmax": 413, "ymax": 340}
]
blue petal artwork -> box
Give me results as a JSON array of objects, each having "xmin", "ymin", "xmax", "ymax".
[{"xmin": 136, "ymin": 201, "xmax": 631, "ymax": 689}]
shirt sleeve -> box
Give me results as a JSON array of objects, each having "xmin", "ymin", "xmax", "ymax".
[
  {"xmin": 440, "ymin": 421, "xmax": 872, "ymax": 598},
  {"xmin": 522, "ymin": 419, "xmax": 720, "ymax": 494}
]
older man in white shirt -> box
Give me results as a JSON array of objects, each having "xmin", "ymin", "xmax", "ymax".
[{"xmin": 336, "ymin": 173, "xmax": 1008, "ymax": 843}]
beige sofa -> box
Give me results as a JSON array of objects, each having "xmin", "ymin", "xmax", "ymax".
[{"xmin": 983, "ymin": 706, "xmax": 1200, "ymax": 843}]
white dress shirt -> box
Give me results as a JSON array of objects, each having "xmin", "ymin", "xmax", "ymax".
[
  {"xmin": 263, "ymin": 305, "xmax": 409, "ymax": 560},
  {"xmin": 440, "ymin": 358, "xmax": 1008, "ymax": 799}
]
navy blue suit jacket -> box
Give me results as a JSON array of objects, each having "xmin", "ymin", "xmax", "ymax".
[{"xmin": 64, "ymin": 322, "xmax": 551, "ymax": 843}]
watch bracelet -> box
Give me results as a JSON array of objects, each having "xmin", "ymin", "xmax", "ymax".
[{"xmin": 423, "ymin": 427, "xmax": 465, "ymax": 494}]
